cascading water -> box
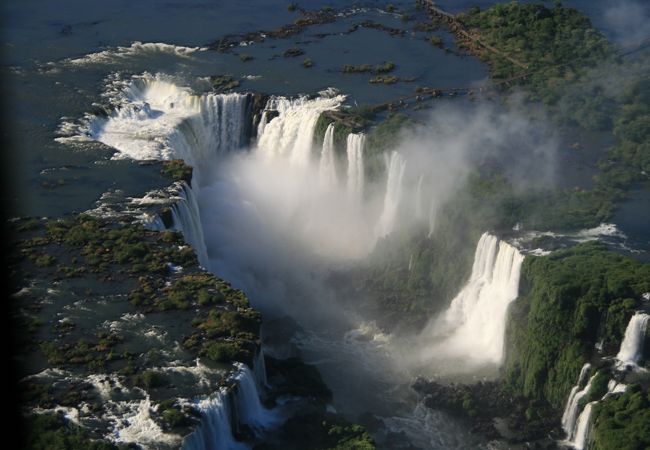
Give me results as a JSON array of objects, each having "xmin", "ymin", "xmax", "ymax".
[
  {"xmin": 427, "ymin": 200, "xmax": 437, "ymax": 238},
  {"xmin": 415, "ymin": 174, "xmax": 425, "ymax": 219},
  {"xmin": 70, "ymin": 75, "xmax": 488, "ymax": 448},
  {"xmin": 346, "ymin": 132, "xmax": 365, "ymax": 202},
  {"xmin": 562, "ymin": 370, "xmax": 596, "ymax": 441},
  {"xmin": 182, "ymin": 363, "xmax": 273, "ymax": 450},
  {"xmin": 557, "ymin": 304, "xmax": 650, "ymax": 448},
  {"xmin": 254, "ymin": 350, "xmax": 268, "ymax": 389},
  {"xmin": 376, "ymin": 151, "xmax": 406, "ymax": 239},
  {"xmin": 256, "ymin": 111, "xmax": 268, "ymax": 141},
  {"xmin": 232, "ymin": 364, "xmax": 277, "ymax": 433},
  {"xmin": 418, "ymin": 233, "xmax": 524, "ymax": 370},
  {"xmin": 170, "ymin": 182, "xmax": 209, "ymax": 268},
  {"xmin": 319, "ymin": 123, "xmax": 338, "ymax": 189},
  {"xmin": 89, "ymin": 74, "xmax": 248, "ymax": 186},
  {"xmin": 571, "ymin": 402, "xmax": 595, "ymax": 450},
  {"xmin": 181, "ymin": 390, "xmax": 244, "ymax": 450},
  {"xmin": 616, "ymin": 312, "xmax": 650, "ymax": 368},
  {"xmin": 214, "ymin": 93, "xmax": 387, "ymax": 260},
  {"xmin": 257, "ymin": 95, "xmax": 345, "ymax": 166}
]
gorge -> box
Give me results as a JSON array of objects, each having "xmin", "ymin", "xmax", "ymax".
[{"xmin": 6, "ymin": 1, "xmax": 650, "ymax": 450}]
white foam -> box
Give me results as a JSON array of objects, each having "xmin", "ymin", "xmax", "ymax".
[
  {"xmin": 113, "ymin": 397, "xmax": 181, "ymax": 447},
  {"xmin": 64, "ymin": 42, "xmax": 206, "ymax": 66}
]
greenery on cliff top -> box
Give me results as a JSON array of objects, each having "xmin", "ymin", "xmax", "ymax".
[
  {"xmin": 591, "ymin": 384, "xmax": 650, "ymax": 450},
  {"xmin": 505, "ymin": 242, "xmax": 650, "ymax": 408},
  {"xmin": 455, "ymin": 2, "xmax": 650, "ymax": 229},
  {"xmin": 23, "ymin": 414, "xmax": 126, "ymax": 450},
  {"xmin": 11, "ymin": 212, "xmax": 262, "ymax": 447},
  {"xmin": 458, "ymin": 2, "xmax": 611, "ymax": 104}
]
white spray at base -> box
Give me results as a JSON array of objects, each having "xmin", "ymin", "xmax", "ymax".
[
  {"xmin": 210, "ymin": 93, "xmax": 408, "ymax": 262},
  {"xmin": 417, "ymin": 233, "xmax": 524, "ymax": 371}
]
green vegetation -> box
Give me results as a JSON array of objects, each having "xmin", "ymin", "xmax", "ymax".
[
  {"xmin": 40, "ymin": 332, "xmax": 123, "ymax": 370},
  {"xmin": 580, "ymin": 369, "xmax": 609, "ymax": 407},
  {"xmin": 452, "ymin": 2, "xmax": 650, "ymax": 228},
  {"xmin": 200, "ymin": 341, "xmax": 247, "ymax": 363},
  {"xmin": 22, "ymin": 413, "xmax": 124, "ymax": 450},
  {"xmin": 34, "ymin": 254, "xmax": 56, "ymax": 267},
  {"xmin": 302, "ymin": 58, "xmax": 313, "ymax": 68},
  {"xmin": 342, "ymin": 61, "xmax": 395, "ymax": 75},
  {"xmin": 428, "ymin": 36, "xmax": 443, "ymax": 48},
  {"xmin": 210, "ymin": 75, "xmax": 240, "ymax": 92},
  {"xmin": 284, "ymin": 47, "xmax": 304, "ymax": 57},
  {"xmin": 193, "ymin": 308, "xmax": 260, "ymax": 339},
  {"xmin": 362, "ymin": 171, "xmax": 534, "ymax": 327},
  {"xmin": 132, "ymin": 370, "xmax": 167, "ymax": 389},
  {"xmin": 368, "ymin": 75, "xmax": 399, "ymax": 84},
  {"xmin": 313, "ymin": 109, "xmax": 371, "ymax": 157},
  {"xmin": 591, "ymin": 385, "xmax": 650, "ymax": 450},
  {"xmin": 504, "ymin": 242, "xmax": 650, "ymax": 408},
  {"xmin": 259, "ymin": 415, "xmax": 375, "ymax": 450},
  {"xmin": 458, "ymin": 3, "xmax": 611, "ymax": 98},
  {"xmin": 160, "ymin": 403, "xmax": 195, "ymax": 430},
  {"xmin": 40, "ymin": 214, "xmax": 196, "ymax": 276},
  {"xmin": 129, "ymin": 272, "xmax": 255, "ymax": 313},
  {"xmin": 161, "ymin": 159, "xmax": 193, "ymax": 183}
]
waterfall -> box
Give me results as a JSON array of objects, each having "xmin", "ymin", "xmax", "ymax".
[
  {"xmin": 376, "ymin": 151, "xmax": 406, "ymax": 238},
  {"xmin": 427, "ymin": 199, "xmax": 436, "ymax": 238},
  {"xmin": 182, "ymin": 361, "xmax": 275, "ymax": 450},
  {"xmin": 571, "ymin": 402, "xmax": 595, "ymax": 450},
  {"xmin": 257, "ymin": 95, "xmax": 345, "ymax": 166},
  {"xmin": 346, "ymin": 132, "xmax": 365, "ymax": 201},
  {"xmin": 232, "ymin": 363, "xmax": 277, "ymax": 433},
  {"xmin": 170, "ymin": 182, "xmax": 209, "ymax": 268},
  {"xmin": 257, "ymin": 111, "xmax": 268, "ymax": 141},
  {"xmin": 415, "ymin": 174, "xmax": 424, "ymax": 219},
  {"xmin": 616, "ymin": 312, "xmax": 649, "ymax": 368},
  {"xmin": 319, "ymin": 123, "xmax": 338, "ymax": 189},
  {"xmin": 254, "ymin": 350, "xmax": 268, "ymax": 389},
  {"xmin": 90, "ymin": 74, "xmax": 249, "ymax": 186},
  {"xmin": 419, "ymin": 233, "xmax": 524, "ymax": 368},
  {"xmin": 606, "ymin": 379, "xmax": 627, "ymax": 396},
  {"xmin": 562, "ymin": 369, "xmax": 595, "ymax": 440},
  {"xmin": 181, "ymin": 390, "xmax": 244, "ymax": 450}
]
